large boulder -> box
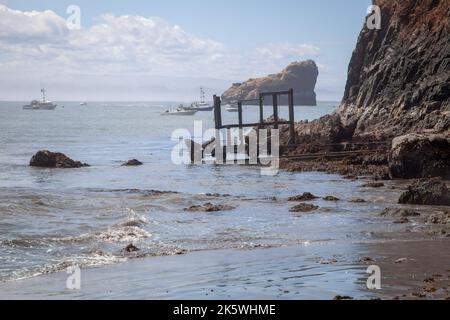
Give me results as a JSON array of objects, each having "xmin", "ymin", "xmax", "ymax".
[
  {"xmin": 30, "ymin": 150, "xmax": 89, "ymax": 168},
  {"xmin": 389, "ymin": 134, "xmax": 450, "ymax": 179},
  {"xmin": 399, "ymin": 179, "xmax": 450, "ymax": 206}
]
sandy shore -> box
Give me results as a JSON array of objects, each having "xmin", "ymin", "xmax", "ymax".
[{"xmin": 1, "ymin": 239, "xmax": 449, "ymax": 300}]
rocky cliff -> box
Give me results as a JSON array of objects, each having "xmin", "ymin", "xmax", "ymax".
[
  {"xmin": 339, "ymin": 0, "xmax": 450, "ymax": 138},
  {"xmin": 286, "ymin": 0, "xmax": 449, "ymax": 149},
  {"xmin": 279, "ymin": 0, "xmax": 450, "ymax": 179},
  {"xmin": 221, "ymin": 60, "xmax": 318, "ymax": 106}
]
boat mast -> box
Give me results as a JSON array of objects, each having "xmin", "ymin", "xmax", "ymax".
[
  {"xmin": 41, "ymin": 88, "xmax": 46, "ymax": 102},
  {"xmin": 200, "ymin": 87, "xmax": 205, "ymax": 103}
]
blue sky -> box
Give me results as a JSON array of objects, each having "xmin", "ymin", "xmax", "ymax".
[{"xmin": 0, "ymin": 0, "xmax": 372, "ymax": 101}]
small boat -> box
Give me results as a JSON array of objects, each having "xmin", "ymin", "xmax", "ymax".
[
  {"xmin": 161, "ymin": 105, "xmax": 198, "ymax": 116},
  {"xmin": 80, "ymin": 101, "xmax": 87, "ymax": 106},
  {"xmin": 183, "ymin": 87, "xmax": 213, "ymax": 111},
  {"xmin": 184, "ymin": 102, "xmax": 213, "ymax": 112},
  {"xmin": 225, "ymin": 104, "xmax": 239, "ymax": 112},
  {"xmin": 23, "ymin": 89, "xmax": 57, "ymax": 110}
]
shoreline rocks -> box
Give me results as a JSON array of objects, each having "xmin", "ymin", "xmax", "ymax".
[
  {"xmin": 380, "ymin": 208, "xmax": 421, "ymax": 218},
  {"xmin": 30, "ymin": 150, "xmax": 89, "ymax": 168},
  {"xmin": 125, "ymin": 244, "xmax": 140, "ymax": 253},
  {"xmin": 360, "ymin": 182, "xmax": 385, "ymax": 188},
  {"xmin": 389, "ymin": 134, "xmax": 450, "ymax": 179},
  {"xmin": 399, "ymin": 179, "xmax": 450, "ymax": 206},
  {"xmin": 184, "ymin": 203, "xmax": 235, "ymax": 213},
  {"xmin": 289, "ymin": 203, "xmax": 319, "ymax": 213}
]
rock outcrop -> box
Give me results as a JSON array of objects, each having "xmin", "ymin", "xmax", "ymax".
[
  {"xmin": 222, "ymin": 60, "xmax": 318, "ymax": 106},
  {"xmin": 30, "ymin": 150, "xmax": 89, "ymax": 168},
  {"xmin": 279, "ymin": 0, "xmax": 450, "ymax": 180},
  {"xmin": 399, "ymin": 179, "xmax": 450, "ymax": 206},
  {"xmin": 389, "ymin": 134, "xmax": 450, "ymax": 179},
  {"xmin": 339, "ymin": 0, "xmax": 450, "ymax": 138}
]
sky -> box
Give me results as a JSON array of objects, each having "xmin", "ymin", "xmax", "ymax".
[{"xmin": 0, "ymin": 0, "xmax": 372, "ymax": 101}]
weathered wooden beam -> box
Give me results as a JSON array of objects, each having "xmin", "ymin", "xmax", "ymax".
[
  {"xmin": 288, "ymin": 88, "xmax": 296, "ymax": 145},
  {"xmin": 213, "ymin": 95, "xmax": 222, "ymax": 130},
  {"xmin": 260, "ymin": 90, "xmax": 292, "ymax": 96},
  {"xmin": 259, "ymin": 94, "xmax": 264, "ymax": 126},
  {"xmin": 238, "ymin": 101, "xmax": 243, "ymax": 128},
  {"xmin": 219, "ymin": 121, "xmax": 291, "ymax": 129},
  {"xmin": 272, "ymin": 94, "xmax": 279, "ymax": 130}
]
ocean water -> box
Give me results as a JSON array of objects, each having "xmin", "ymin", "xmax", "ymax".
[{"xmin": 0, "ymin": 101, "xmax": 425, "ymax": 283}]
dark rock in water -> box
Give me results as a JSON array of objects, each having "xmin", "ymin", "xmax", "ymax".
[
  {"xmin": 323, "ymin": 196, "xmax": 340, "ymax": 201},
  {"xmin": 394, "ymin": 217, "xmax": 409, "ymax": 224},
  {"xmin": 184, "ymin": 203, "xmax": 235, "ymax": 212},
  {"xmin": 333, "ymin": 295, "xmax": 354, "ymax": 301},
  {"xmin": 349, "ymin": 198, "xmax": 366, "ymax": 203},
  {"xmin": 360, "ymin": 182, "xmax": 385, "ymax": 188},
  {"xmin": 288, "ymin": 192, "xmax": 318, "ymax": 202},
  {"xmin": 125, "ymin": 244, "xmax": 139, "ymax": 253},
  {"xmin": 359, "ymin": 256, "xmax": 375, "ymax": 263},
  {"xmin": 29, "ymin": 150, "xmax": 89, "ymax": 168},
  {"xmin": 380, "ymin": 208, "xmax": 421, "ymax": 217},
  {"xmin": 389, "ymin": 134, "xmax": 450, "ymax": 179},
  {"xmin": 289, "ymin": 203, "xmax": 319, "ymax": 213},
  {"xmin": 399, "ymin": 179, "xmax": 450, "ymax": 206},
  {"xmin": 221, "ymin": 60, "xmax": 318, "ymax": 106},
  {"xmin": 122, "ymin": 159, "xmax": 143, "ymax": 166}
]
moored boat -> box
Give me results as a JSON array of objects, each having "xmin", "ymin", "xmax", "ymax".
[
  {"xmin": 183, "ymin": 87, "xmax": 213, "ymax": 111},
  {"xmin": 23, "ymin": 89, "xmax": 57, "ymax": 110},
  {"xmin": 161, "ymin": 105, "xmax": 198, "ymax": 116}
]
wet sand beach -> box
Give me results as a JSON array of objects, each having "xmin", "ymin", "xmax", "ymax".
[{"xmin": 1, "ymin": 239, "xmax": 450, "ymax": 300}]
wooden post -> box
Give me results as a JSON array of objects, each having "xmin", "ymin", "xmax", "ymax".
[
  {"xmin": 288, "ymin": 88, "xmax": 296, "ymax": 145},
  {"xmin": 259, "ymin": 93, "xmax": 264, "ymax": 126},
  {"xmin": 213, "ymin": 95, "xmax": 222, "ymax": 130},
  {"xmin": 238, "ymin": 101, "xmax": 243, "ymax": 128},
  {"xmin": 272, "ymin": 94, "xmax": 279, "ymax": 129}
]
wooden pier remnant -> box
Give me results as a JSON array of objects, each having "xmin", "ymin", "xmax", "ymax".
[
  {"xmin": 205, "ymin": 88, "xmax": 296, "ymax": 164},
  {"xmin": 187, "ymin": 89, "xmax": 389, "ymax": 165},
  {"xmin": 214, "ymin": 88, "xmax": 296, "ymax": 146}
]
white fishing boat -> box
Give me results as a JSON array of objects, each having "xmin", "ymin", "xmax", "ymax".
[
  {"xmin": 23, "ymin": 89, "xmax": 57, "ymax": 110},
  {"xmin": 161, "ymin": 105, "xmax": 198, "ymax": 116},
  {"xmin": 225, "ymin": 104, "xmax": 239, "ymax": 112},
  {"xmin": 183, "ymin": 87, "xmax": 213, "ymax": 111},
  {"xmin": 80, "ymin": 101, "xmax": 87, "ymax": 106}
]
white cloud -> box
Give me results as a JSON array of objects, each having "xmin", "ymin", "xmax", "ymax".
[
  {"xmin": 255, "ymin": 43, "xmax": 321, "ymax": 60},
  {"xmin": 0, "ymin": 4, "xmax": 69, "ymax": 42},
  {"xmin": 0, "ymin": 4, "xmax": 323, "ymax": 100}
]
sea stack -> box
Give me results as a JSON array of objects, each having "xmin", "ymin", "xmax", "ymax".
[{"xmin": 221, "ymin": 60, "xmax": 318, "ymax": 106}]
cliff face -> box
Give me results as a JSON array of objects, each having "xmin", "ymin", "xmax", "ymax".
[
  {"xmin": 339, "ymin": 0, "xmax": 450, "ymax": 138},
  {"xmin": 222, "ymin": 60, "xmax": 318, "ymax": 106}
]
